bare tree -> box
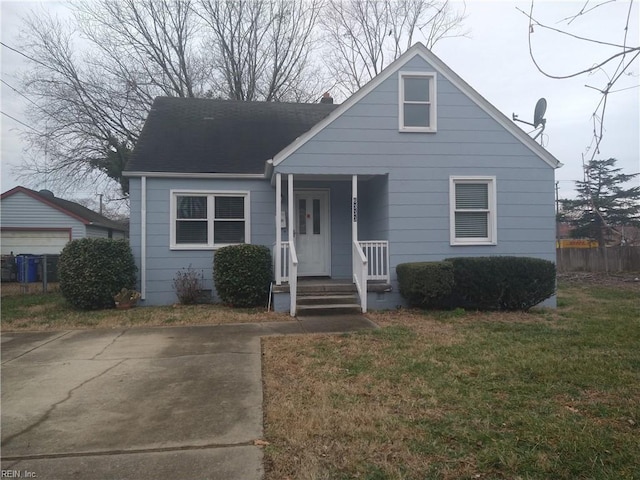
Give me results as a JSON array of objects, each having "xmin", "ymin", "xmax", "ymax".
[
  {"xmin": 18, "ymin": 1, "xmax": 207, "ymax": 195},
  {"xmin": 320, "ymin": 0, "xmax": 466, "ymax": 95},
  {"xmin": 197, "ymin": 0, "xmax": 324, "ymax": 102},
  {"xmin": 16, "ymin": 0, "xmax": 325, "ymax": 197},
  {"xmin": 518, "ymin": 1, "xmax": 639, "ymax": 164},
  {"xmin": 518, "ymin": 1, "xmax": 639, "ymax": 246}
]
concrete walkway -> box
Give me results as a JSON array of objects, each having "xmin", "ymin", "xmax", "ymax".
[{"xmin": 1, "ymin": 316, "xmax": 377, "ymax": 480}]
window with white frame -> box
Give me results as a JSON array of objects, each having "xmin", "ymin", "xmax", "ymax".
[
  {"xmin": 399, "ymin": 72, "xmax": 436, "ymax": 132},
  {"xmin": 171, "ymin": 191, "xmax": 250, "ymax": 249},
  {"xmin": 450, "ymin": 177, "xmax": 496, "ymax": 245}
]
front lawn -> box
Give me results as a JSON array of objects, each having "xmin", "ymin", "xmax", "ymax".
[
  {"xmin": 0, "ymin": 289, "xmax": 290, "ymax": 331},
  {"xmin": 263, "ymin": 280, "xmax": 640, "ymax": 479}
]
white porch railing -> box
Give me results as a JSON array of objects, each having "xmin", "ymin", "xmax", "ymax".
[
  {"xmin": 288, "ymin": 241, "xmax": 298, "ymax": 316},
  {"xmin": 275, "ymin": 241, "xmax": 290, "ymax": 282},
  {"xmin": 352, "ymin": 240, "xmax": 368, "ymax": 313},
  {"xmin": 359, "ymin": 241, "xmax": 389, "ymax": 282}
]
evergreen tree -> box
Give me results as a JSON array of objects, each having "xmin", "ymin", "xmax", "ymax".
[{"xmin": 560, "ymin": 158, "xmax": 640, "ymax": 246}]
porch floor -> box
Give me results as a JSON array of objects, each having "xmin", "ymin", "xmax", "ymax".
[{"xmin": 273, "ymin": 278, "xmax": 391, "ymax": 294}]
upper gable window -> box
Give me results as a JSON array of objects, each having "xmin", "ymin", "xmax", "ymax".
[{"xmin": 399, "ymin": 72, "xmax": 436, "ymax": 132}]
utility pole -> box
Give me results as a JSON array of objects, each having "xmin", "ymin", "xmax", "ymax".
[{"xmin": 555, "ymin": 181, "xmax": 560, "ymax": 247}]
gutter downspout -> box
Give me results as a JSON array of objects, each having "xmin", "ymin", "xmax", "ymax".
[{"xmin": 141, "ymin": 176, "xmax": 147, "ymax": 300}]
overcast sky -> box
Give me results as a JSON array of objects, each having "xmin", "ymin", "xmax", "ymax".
[{"xmin": 1, "ymin": 0, "xmax": 639, "ymax": 202}]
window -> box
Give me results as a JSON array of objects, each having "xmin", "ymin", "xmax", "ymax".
[
  {"xmin": 399, "ymin": 72, "xmax": 436, "ymax": 132},
  {"xmin": 450, "ymin": 177, "xmax": 496, "ymax": 245},
  {"xmin": 171, "ymin": 191, "xmax": 250, "ymax": 249}
]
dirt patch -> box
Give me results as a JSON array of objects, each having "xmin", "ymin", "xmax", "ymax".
[{"xmin": 558, "ymin": 272, "xmax": 640, "ymax": 289}]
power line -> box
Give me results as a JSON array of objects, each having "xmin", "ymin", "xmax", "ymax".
[
  {"xmin": 1, "ymin": 110, "xmax": 68, "ymax": 150},
  {"xmin": 1, "ymin": 110, "xmax": 44, "ymax": 134},
  {"xmin": 0, "ymin": 41, "xmax": 49, "ymax": 69},
  {"xmin": 0, "ymin": 79, "xmax": 45, "ymax": 112}
]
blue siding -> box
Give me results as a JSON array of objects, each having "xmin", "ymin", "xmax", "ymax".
[
  {"xmin": 275, "ymin": 53, "xmax": 556, "ymax": 309},
  {"xmin": 0, "ymin": 192, "xmax": 86, "ymax": 240},
  {"xmin": 130, "ymin": 177, "xmax": 275, "ymax": 305}
]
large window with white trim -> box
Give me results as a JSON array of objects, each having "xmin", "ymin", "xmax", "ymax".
[
  {"xmin": 170, "ymin": 191, "xmax": 250, "ymax": 249},
  {"xmin": 450, "ymin": 177, "xmax": 496, "ymax": 245},
  {"xmin": 399, "ymin": 72, "xmax": 437, "ymax": 132}
]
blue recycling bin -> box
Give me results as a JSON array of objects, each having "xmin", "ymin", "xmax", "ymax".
[{"xmin": 17, "ymin": 255, "xmax": 38, "ymax": 283}]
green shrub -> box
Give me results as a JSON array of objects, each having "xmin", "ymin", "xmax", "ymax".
[
  {"xmin": 396, "ymin": 262, "xmax": 454, "ymax": 308},
  {"xmin": 59, "ymin": 238, "xmax": 137, "ymax": 310},
  {"xmin": 445, "ymin": 256, "xmax": 556, "ymax": 311},
  {"xmin": 214, "ymin": 244, "xmax": 272, "ymax": 307}
]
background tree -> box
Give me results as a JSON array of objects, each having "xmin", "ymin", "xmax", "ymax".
[
  {"xmin": 560, "ymin": 158, "xmax": 640, "ymax": 247},
  {"xmin": 15, "ymin": 0, "xmax": 466, "ymax": 198},
  {"xmin": 16, "ymin": 0, "xmax": 328, "ymax": 197},
  {"xmin": 19, "ymin": 0, "xmax": 205, "ymax": 196},
  {"xmin": 320, "ymin": 0, "xmax": 466, "ymax": 96},
  {"xmin": 197, "ymin": 0, "xmax": 324, "ymax": 102},
  {"xmin": 520, "ymin": 2, "xmax": 639, "ymax": 165}
]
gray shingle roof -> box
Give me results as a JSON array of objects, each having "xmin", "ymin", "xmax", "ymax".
[
  {"xmin": 1, "ymin": 186, "xmax": 127, "ymax": 232},
  {"xmin": 127, "ymin": 97, "xmax": 339, "ymax": 174}
]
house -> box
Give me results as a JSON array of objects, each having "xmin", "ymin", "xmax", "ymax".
[
  {"xmin": 0, "ymin": 186, "xmax": 128, "ymax": 255},
  {"xmin": 124, "ymin": 42, "xmax": 560, "ymax": 314}
]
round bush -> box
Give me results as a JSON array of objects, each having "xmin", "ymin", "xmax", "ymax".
[
  {"xmin": 214, "ymin": 244, "xmax": 272, "ymax": 307},
  {"xmin": 59, "ymin": 238, "xmax": 137, "ymax": 310}
]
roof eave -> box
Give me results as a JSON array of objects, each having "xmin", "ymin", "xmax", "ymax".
[{"xmin": 123, "ymin": 171, "xmax": 266, "ymax": 179}]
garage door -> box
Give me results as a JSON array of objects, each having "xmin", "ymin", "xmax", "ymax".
[{"xmin": 1, "ymin": 230, "xmax": 71, "ymax": 255}]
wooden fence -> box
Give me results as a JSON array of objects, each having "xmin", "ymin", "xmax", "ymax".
[{"xmin": 556, "ymin": 246, "xmax": 640, "ymax": 272}]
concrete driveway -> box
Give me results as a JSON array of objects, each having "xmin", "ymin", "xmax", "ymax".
[{"xmin": 1, "ymin": 317, "xmax": 377, "ymax": 480}]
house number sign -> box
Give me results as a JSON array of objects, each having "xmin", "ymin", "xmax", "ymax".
[{"xmin": 352, "ymin": 197, "xmax": 358, "ymax": 222}]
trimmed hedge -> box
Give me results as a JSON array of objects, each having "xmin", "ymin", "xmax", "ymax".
[
  {"xmin": 444, "ymin": 256, "xmax": 556, "ymax": 311},
  {"xmin": 59, "ymin": 238, "xmax": 137, "ymax": 310},
  {"xmin": 214, "ymin": 244, "xmax": 272, "ymax": 307},
  {"xmin": 396, "ymin": 262, "xmax": 454, "ymax": 308}
]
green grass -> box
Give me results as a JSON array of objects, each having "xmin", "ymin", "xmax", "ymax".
[
  {"xmin": 1, "ymin": 290, "xmax": 290, "ymax": 330},
  {"xmin": 263, "ymin": 282, "xmax": 640, "ymax": 480}
]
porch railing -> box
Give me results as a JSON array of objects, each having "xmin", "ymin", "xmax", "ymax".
[
  {"xmin": 288, "ymin": 241, "xmax": 298, "ymax": 316},
  {"xmin": 277, "ymin": 241, "xmax": 388, "ymax": 283},
  {"xmin": 275, "ymin": 241, "xmax": 290, "ymax": 283},
  {"xmin": 359, "ymin": 240, "xmax": 389, "ymax": 282},
  {"xmin": 352, "ymin": 240, "xmax": 368, "ymax": 313}
]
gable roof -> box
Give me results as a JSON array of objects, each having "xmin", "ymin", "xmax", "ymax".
[
  {"xmin": 272, "ymin": 42, "xmax": 561, "ymax": 169},
  {"xmin": 125, "ymin": 97, "xmax": 339, "ymax": 176},
  {"xmin": 0, "ymin": 186, "xmax": 127, "ymax": 232}
]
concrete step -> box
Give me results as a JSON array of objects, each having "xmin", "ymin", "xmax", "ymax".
[
  {"xmin": 297, "ymin": 294, "xmax": 359, "ymax": 306},
  {"xmin": 297, "ymin": 286, "xmax": 357, "ymax": 295},
  {"xmin": 296, "ymin": 303, "xmax": 362, "ymax": 316}
]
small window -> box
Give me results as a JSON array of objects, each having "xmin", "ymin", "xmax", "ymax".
[
  {"xmin": 171, "ymin": 191, "xmax": 250, "ymax": 249},
  {"xmin": 399, "ymin": 72, "xmax": 436, "ymax": 132},
  {"xmin": 450, "ymin": 177, "xmax": 496, "ymax": 245}
]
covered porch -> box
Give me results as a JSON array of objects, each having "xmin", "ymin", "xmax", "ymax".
[{"xmin": 272, "ymin": 173, "xmax": 390, "ymax": 316}]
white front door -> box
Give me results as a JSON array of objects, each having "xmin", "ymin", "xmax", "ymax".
[{"xmin": 294, "ymin": 190, "xmax": 330, "ymax": 276}]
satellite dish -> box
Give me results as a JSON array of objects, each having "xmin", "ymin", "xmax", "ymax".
[
  {"xmin": 512, "ymin": 97, "xmax": 548, "ymax": 144},
  {"xmin": 533, "ymin": 98, "xmax": 547, "ymax": 128}
]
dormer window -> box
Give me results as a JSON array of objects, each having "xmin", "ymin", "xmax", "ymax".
[{"xmin": 399, "ymin": 72, "xmax": 437, "ymax": 132}]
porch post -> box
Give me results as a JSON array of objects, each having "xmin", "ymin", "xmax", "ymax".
[
  {"xmin": 352, "ymin": 175, "xmax": 358, "ymax": 243},
  {"xmin": 275, "ymin": 173, "xmax": 282, "ymax": 285},
  {"xmin": 288, "ymin": 174, "xmax": 294, "ymax": 244}
]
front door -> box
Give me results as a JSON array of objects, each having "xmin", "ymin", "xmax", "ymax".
[{"xmin": 294, "ymin": 190, "xmax": 330, "ymax": 276}]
